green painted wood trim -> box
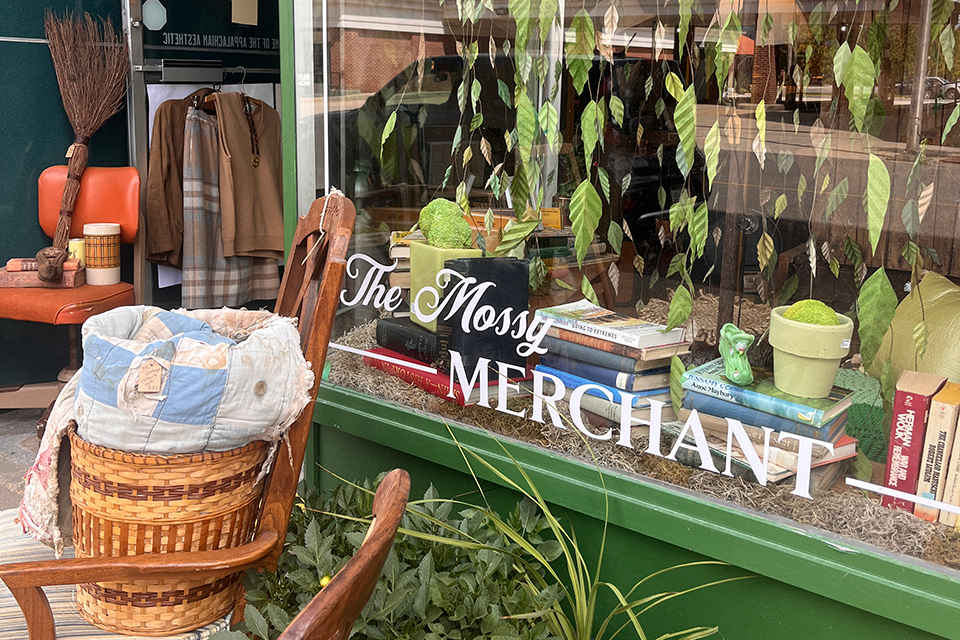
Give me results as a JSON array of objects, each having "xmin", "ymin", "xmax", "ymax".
[
  {"xmin": 278, "ymin": 0, "xmax": 297, "ymax": 254},
  {"xmin": 312, "ymin": 384, "xmax": 960, "ymax": 640}
]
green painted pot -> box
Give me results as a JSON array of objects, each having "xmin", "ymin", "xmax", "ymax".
[
  {"xmin": 409, "ymin": 240, "xmax": 481, "ymax": 332},
  {"xmin": 768, "ymin": 305, "xmax": 853, "ymax": 398}
]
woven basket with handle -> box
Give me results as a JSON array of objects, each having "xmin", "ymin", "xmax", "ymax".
[{"xmin": 68, "ymin": 428, "xmax": 270, "ymax": 635}]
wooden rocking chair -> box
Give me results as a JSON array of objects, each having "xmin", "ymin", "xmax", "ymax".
[{"xmin": 0, "ymin": 192, "xmax": 356, "ymax": 639}]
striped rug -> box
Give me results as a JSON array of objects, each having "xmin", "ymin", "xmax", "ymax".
[{"xmin": 0, "ymin": 509, "xmax": 230, "ymax": 639}]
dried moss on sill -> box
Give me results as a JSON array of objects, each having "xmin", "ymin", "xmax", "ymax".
[{"xmin": 327, "ymin": 320, "xmax": 960, "ymax": 571}]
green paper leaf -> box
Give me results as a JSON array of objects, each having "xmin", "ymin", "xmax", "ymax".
[
  {"xmin": 833, "ymin": 42, "xmax": 852, "ymax": 86},
  {"xmin": 774, "ymin": 194, "xmax": 788, "ymax": 219},
  {"xmin": 380, "ymin": 111, "xmax": 397, "ymax": 162},
  {"xmin": 914, "ymin": 320, "xmax": 929, "ymax": 358},
  {"xmin": 555, "ymin": 278, "xmax": 575, "ymax": 291},
  {"xmin": 675, "ymin": 85, "xmax": 697, "ymax": 178},
  {"xmin": 757, "ymin": 232, "xmax": 775, "ymax": 271},
  {"xmin": 943, "ymin": 105, "xmax": 960, "ymax": 143},
  {"xmin": 609, "ymin": 95, "xmax": 624, "ymax": 126},
  {"xmin": 824, "ymin": 177, "xmax": 849, "ymax": 221},
  {"xmin": 658, "ymin": 185, "xmax": 666, "ymax": 209},
  {"xmin": 597, "ymin": 166, "xmax": 611, "ymax": 203},
  {"xmin": 867, "ymin": 154, "xmax": 890, "ymax": 255},
  {"xmin": 941, "ymin": 26, "xmax": 956, "ymax": 70},
  {"xmin": 539, "ymin": 0, "xmax": 558, "ymax": 39},
  {"xmin": 666, "ymin": 285, "xmax": 693, "ymax": 332},
  {"xmin": 858, "ymin": 267, "xmax": 898, "ymax": 370},
  {"xmin": 581, "ymin": 276, "xmax": 599, "ymax": 304},
  {"xmin": 607, "ymin": 221, "xmax": 624, "ymax": 255},
  {"xmin": 621, "ymin": 173, "xmax": 632, "ymax": 194},
  {"xmin": 470, "ymin": 112, "xmax": 484, "ymax": 132},
  {"xmin": 581, "ymin": 100, "xmax": 600, "ymax": 164},
  {"xmin": 753, "ymin": 100, "xmax": 766, "ymax": 169},
  {"xmin": 565, "ymin": 10, "xmax": 595, "ymax": 94},
  {"xmin": 777, "ymin": 149, "xmax": 794, "ymax": 174},
  {"xmin": 704, "ymin": 121, "xmax": 720, "ymax": 190},
  {"xmin": 779, "ymin": 274, "xmax": 799, "ymax": 305},
  {"xmin": 901, "ymin": 200, "xmax": 919, "ymax": 240},
  {"xmin": 529, "ymin": 254, "xmax": 546, "ymax": 289},
  {"xmin": 516, "ymin": 91, "xmax": 537, "ymax": 168},
  {"xmin": 690, "ymin": 202, "xmax": 709, "ymax": 259},
  {"xmin": 540, "ymin": 102, "xmax": 559, "ymax": 151},
  {"xmin": 484, "ymin": 207, "xmax": 494, "ymax": 235},
  {"xmin": 493, "ymin": 219, "xmax": 539, "ymax": 256},
  {"xmin": 670, "ymin": 356, "xmax": 686, "ymax": 416},
  {"xmin": 509, "ymin": 0, "xmax": 532, "ymax": 49},
  {"xmin": 655, "ymin": 97, "xmax": 665, "ymax": 118},
  {"xmin": 843, "ymin": 45, "xmax": 876, "ymax": 132},
  {"xmin": 497, "ymin": 79, "xmax": 512, "ymax": 107},
  {"xmin": 797, "ymin": 174, "xmax": 807, "ymax": 206},
  {"xmin": 570, "ymin": 180, "xmax": 603, "ymax": 267},
  {"xmin": 665, "ymin": 72, "xmax": 685, "ymax": 101}
]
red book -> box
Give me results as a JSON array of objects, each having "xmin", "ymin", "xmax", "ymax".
[
  {"xmin": 362, "ymin": 347, "xmax": 531, "ymax": 407},
  {"xmin": 882, "ymin": 371, "xmax": 947, "ymax": 511}
]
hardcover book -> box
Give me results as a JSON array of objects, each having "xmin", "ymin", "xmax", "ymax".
[
  {"xmin": 682, "ymin": 358, "xmax": 853, "ymax": 427},
  {"xmin": 676, "ymin": 407, "xmax": 844, "ymax": 456},
  {"xmin": 682, "ymin": 391, "xmax": 846, "ymax": 442},
  {"xmin": 575, "ymin": 388, "xmax": 674, "ymax": 424},
  {"xmin": 539, "ymin": 353, "xmax": 669, "ymax": 391},
  {"xmin": 535, "ymin": 299, "xmax": 685, "ymax": 349},
  {"xmin": 545, "ymin": 327, "xmax": 691, "ymax": 361},
  {"xmin": 882, "ymin": 371, "xmax": 946, "ymax": 511},
  {"xmin": 375, "ymin": 317, "xmax": 440, "ymax": 367},
  {"xmin": 435, "ymin": 257, "xmax": 529, "ymax": 374},
  {"xmin": 915, "ymin": 382, "xmax": 960, "ymax": 521},
  {"xmin": 362, "ymin": 347, "xmax": 530, "ymax": 407},
  {"xmin": 660, "ymin": 421, "xmax": 795, "ymax": 484},
  {"xmin": 541, "ymin": 335, "xmax": 674, "ymax": 373},
  {"xmin": 536, "ymin": 364, "xmax": 669, "ymax": 408}
]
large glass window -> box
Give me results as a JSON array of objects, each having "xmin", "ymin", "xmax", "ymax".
[{"xmin": 292, "ymin": 0, "xmax": 960, "ymax": 576}]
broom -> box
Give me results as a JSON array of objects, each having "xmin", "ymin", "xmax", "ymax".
[{"xmin": 36, "ymin": 10, "xmax": 129, "ymax": 281}]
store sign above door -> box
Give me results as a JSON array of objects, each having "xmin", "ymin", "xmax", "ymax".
[{"xmin": 339, "ymin": 254, "xmax": 829, "ymax": 500}]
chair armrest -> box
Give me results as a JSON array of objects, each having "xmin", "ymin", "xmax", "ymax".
[
  {"xmin": 0, "ymin": 532, "xmax": 278, "ymax": 640},
  {"xmin": 0, "ymin": 531, "xmax": 278, "ymax": 589}
]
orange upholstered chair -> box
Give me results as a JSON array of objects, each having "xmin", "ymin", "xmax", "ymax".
[{"xmin": 0, "ymin": 166, "xmax": 140, "ymax": 409}]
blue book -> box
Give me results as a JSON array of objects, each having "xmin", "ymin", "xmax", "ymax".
[
  {"xmin": 682, "ymin": 391, "xmax": 845, "ymax": 441},
  {"xmin": 535, "ymin": 364, "xmax": 669, "ymax": 408},
  {"xmin": 541, "ymin": 335, "xmax": 673, "ymax": 373},
  {"xmin": 681, "ymin": 358, "xmax": 853, "ymax": 427},
  {"xmin": 539, "ymin": 353, "xmax": 669, "ymax": 391}
]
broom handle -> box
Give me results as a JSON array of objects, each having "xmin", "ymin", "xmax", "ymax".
[{"xmin": 52, "ymin": 136, "xmax": 90, "ymax": 250}]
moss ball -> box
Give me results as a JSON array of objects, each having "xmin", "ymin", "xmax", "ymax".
[
  {"xmin": 418, "ymin": 198, "xmax": 462, "ymax": 236},
  {"xmin": 782, "ymin": 299, "xmax": 839, "ymax": 326}
]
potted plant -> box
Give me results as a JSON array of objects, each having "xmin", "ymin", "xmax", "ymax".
[{"xmin": 768, "ymin": 300, "xmax": 853, "ymax": 398}]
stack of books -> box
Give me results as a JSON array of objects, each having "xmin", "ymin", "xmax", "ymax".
[
  {"xmin": 386, "ymin": 230, "xmax": 425, "ymax": 315},
  {"xmin": 677, "ymin": 358, "xmax": 858, "ymax": 490},
  {"xmin": 881, "ymin": 372, "xmax": 960, "ymax": 525},
  {"xmin": 533, "ymin": 299, "xmax": 691, "ymax": 433},
  {"xmin": 367, "ymin": 257, "xmax": 531, "ymax": 407}
]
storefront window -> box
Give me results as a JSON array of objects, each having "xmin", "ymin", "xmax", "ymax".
[{"xmin": 292, "ymin": 0, "xmax": 960, "ymax": 575}]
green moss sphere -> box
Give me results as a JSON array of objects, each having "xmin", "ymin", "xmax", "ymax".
[
  {"xmin": 418, "ymin": 198, "xmax": 462, "ymax": 237},
  {"xmin": 427, "ymin": 215, "xmax": 473, "ymax": 249},
  {"xmin": 782, "ymin": 299, "xmax": 839, "ymax": 326}
]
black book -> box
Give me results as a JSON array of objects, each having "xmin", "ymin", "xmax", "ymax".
[
  {"xmin": 375, "ymin": 317, "xmax": 441, "ymax": 367},
  {"xmin": 437, "ymin": 257, "xmax": 529, "ymax": 374}
]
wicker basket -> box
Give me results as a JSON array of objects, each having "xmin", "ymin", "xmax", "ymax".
[{"xmin": 68, "ymin": 428, "xmax": 270, "ymax": 636}]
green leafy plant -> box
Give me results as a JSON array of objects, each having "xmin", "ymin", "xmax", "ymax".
[{"xmin": 213, "ymin": 478, "xmax": 560, "ymax": 640}]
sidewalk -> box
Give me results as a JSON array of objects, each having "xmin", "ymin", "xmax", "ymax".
[{"xmin": 0, "ymin": 409, "xmax": 41, "ymax": 510}]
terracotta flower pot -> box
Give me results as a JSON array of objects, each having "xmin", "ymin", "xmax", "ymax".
[{"xmin": 768, "ymin": 305, "xmax": 853, "ymax": 398}]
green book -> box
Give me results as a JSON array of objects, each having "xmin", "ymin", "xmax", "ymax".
[{"xmin": 681, "ymin": 358, "xmax": 853, "ymax": 428}]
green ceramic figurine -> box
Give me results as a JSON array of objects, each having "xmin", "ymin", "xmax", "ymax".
[{"xmin": 720, "ymin": 323, "xmax": 755, "ymax": 385}]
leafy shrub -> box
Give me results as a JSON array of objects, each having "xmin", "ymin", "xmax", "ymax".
[{"xmin": 218, "ymin": 478, "xmax": 561, "ymax": 640}]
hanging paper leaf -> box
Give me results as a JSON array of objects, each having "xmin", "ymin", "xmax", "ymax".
[
  {"xmin": 470, "ymin": 113, "xmax": 484, "ymax": 132},
  {"xmin": 759, "ymin": 12, "xmax": 774, "ymax": 45},
  {"xmin": 665, "ymin": 285, "xmax": 693, "ymax": 332},
  {"xmin": 607, "ymin": 262, "xmax": 621, "ymax": 294},
  {"xmin": 844, "ymin": 237, "xmax": 863, "ymax": 269},
  {"xmin": 484, "ymin": 207, "xmax": 494, "ymax": 235},
  {"xmin": 917, "ymin": 182, "xmax": 935, "ymax": 225},
  {"xmin": 633, "ymin": 255, "xmax": 645, "ymax": 274},
  {"xmin": 777, "ymin": 149, "xmax": 794, "ymax": 174},
  {"xmin": 655, "ymin": 97, "xmax": 665, "ymax": 118},
  {"xmin": 913, "ymin": 319, "xmax": 930, "ymax": 358},
  {"xmin": 666, "ymin": 253, "xmax": 685, "ymax": 278},
  {"xmin": 797, "ymin": 174, "xmax": 807, "ymax": 206},
  {"xmin": 690, "ymin": 202, "xmax": 709, "ymax": 259},
  {"xmin": 867, "ymin": 154, "xmax": 890, "ymax": 256},
  {"xmin": 656, "ymin": 144, "xmax": 664, "ymax": 167},
  {"xmin": 941, "ymin": 26, "xmax": 956, "ymax": 70},
  {"xmin": 480, "ymin": 137, "xmax": 493, "ymax": 165},
  {"xmin": 820, "ymin": 173, "xmax": 830, "ymax": 194},
  {"xmin": 830, "ymin": 257, "xmax": 840, "ymax": 277},
  {"xmin": 678, "ymin": 0, "xmax": 693, "ymax": 53},
  {"xmin": 725, "ymin": 112, "xmax": 742, "ymax": 145},
  {"xmin": 793, "ymin": 108, "xmax": 800, "ymax": 134},
  {"xmin": 621, "ymin": 173, "xmax": 632, "ymax": 194},
  {"xmin": 441, "ymin": 164, "xmax": 453, "ymax": 189},
  {"xmin": 604, "ymin": 1, "xmax": 619, "ymax": 40},
  {"xmin": 843, "ymin": 45, "xmax": 876, "ymax": 132},
  {"xmin": 539, "ymin": 0, "xmax": 558, "ymax": 39},
  {"xmin": 509, "ymin": 0, "xmax": 532, "ymax": 49},
  {"xmin": 462, "ymin": 146, "xmax": 473, "ymax": 168},
  {"xmin": 670, "ymin": 356, "xmax": 686, "ymax": 411},
  {"xmin": 858, "ymin": 267, "xmax": 897, "ymax": 370},
  {"xmin": 901, "ymin": 200, "xmax": 919, "ymax": 240},
  {"xmin": 753, "ymin": 100, "xmax": 766, "ymax": 169},
  {"xmin": 565, "ymin": 10, "xmax": 595, "ymax": 94},
  {"xmin": 665, "ymin": 72, "xmax": 685, "ymax": 101},
  {"xmin": 658, "ymin": 186, "xmax": 666, "ymax": 209},
  {"xmin": 511, "ymin": 162, "xmax": 528, "ymax": 215},
  {"xmin": 516, "ymin": 91, "xmax": 537, "ymax": 168},
  {"xmin": 675, "ymin": 85, "xmax": 697, "ymax": 177},
  {"xmin": 529, "ymin": 254, "xmax": 546, "ymax": 289},
  {"xmin": 609, "ymin": 95, "xmax": 624, "ymax": 127},
  {"xmin": 488, "ymin": 34, "xmax": 496, "ymax": 67},
  {"xmin": 924, "ymin": 245, "xmax": 942, "ymax": 266},
  {"xmin": 758, "ymin": 232, "xmax": 775, "ymax": 271},
  {"xmin": 807, "ymin": 235, "xmax": 817, "ymax": 278},
  {"xmin": 649, "ymin": 268, "xmax": 660, "ymax": 289},
  {"xmin": 833, "ymin": 42, "xmax": 852, "ymax": 86},
  {"xmin": 597, "ymin": 167, "xmax": 611, "ymax": 203},
  {"xmin": 497, "ymin": 79, "xmax": 512, "ymax": 107},
  {"xmin": 540, "ymin": 102, "xmax": 559, "ymax": 151},
  {"xmin": 779, "ymin": 274, "xmax": 799, "ymax": 305},
  {"xmin": 607, "ymin": 221, "xmax": 624, "ymax": 255},
  {"xmin": 712, "ymin": 226, "xmax": 722, "ymax": 247},
  {"xmin": 555, "ymin": 279, "xmax": 575, "ymax": 291},
  {"xmin": 759, "ymin": 187, "xmax": 772, "ymax": 207},
  {"xmin": 379, "ymin": 111, "xmax": 398, "ymax": 162},
  {"xmin": 774, "ymin": 194, "xmax": 788, "ymax": 219},
  {"xmin": 654, "ymin": 21, "xmax": 667, "ymax": 61},
  {"xmin": 492, "ymin": 219, "xmax": 539, "ymax": 256},
  {"xmin": 581, "ymin": 100, "xmax": 600, "ymax": 164},
  {"xmin": 635, "ymin": 122, "xmax": 645, "ymax": 148},
  {"xmin": 943, "ymin": 106, "xmax": 960, "ymax": 143},
  {"xmin": 704, "ymin": 121, "xmax": 720, "ymax": 189},
  {"xmin": 823, "ymin": 177, "xmax": 849, "ymax": 220},
  {"xmin": 581, "ymin": 276, "xmax": 599, "ymax": 305},
  {"xmin": 570, "ymin": 180, "xmax": 603, "ymax": 267}
]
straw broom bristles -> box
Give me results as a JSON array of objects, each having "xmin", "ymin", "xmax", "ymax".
[{"xmin": 37, "ymin": 10, "xmax": 128, "ymax": 280}]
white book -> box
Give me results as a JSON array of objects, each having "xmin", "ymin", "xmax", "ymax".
[{"xmin": 535, "ymin": 299, "xmax": 685, "ymax": 349}]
